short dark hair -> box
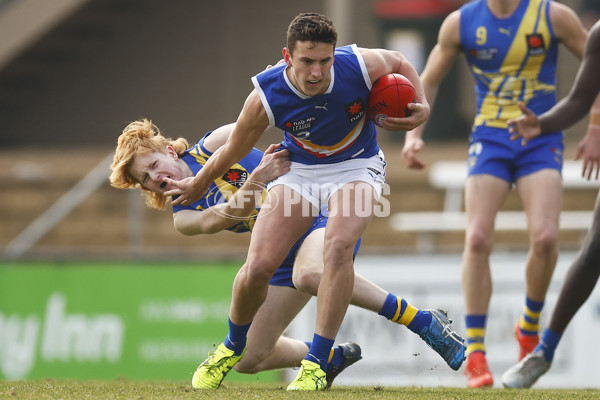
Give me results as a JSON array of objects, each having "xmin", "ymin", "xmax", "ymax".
[{"xmin": 286, "ymin": 13, "xmax": 338, "ymax": 54}]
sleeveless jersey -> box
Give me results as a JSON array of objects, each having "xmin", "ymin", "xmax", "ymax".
[
  {"xmin": 252, "ymin": 44, "xmax": 380, "ymax": 164},
  {"xmin": 460, "ymin": 0, "xmax": 559, "ymax": 129},
  {"xmin": 170, "ymin": 132, "xmax": 351, "ymax": 288},
  {"xmin": 172, "ymin": 132, "xmax": 263, "ymax": 233}
]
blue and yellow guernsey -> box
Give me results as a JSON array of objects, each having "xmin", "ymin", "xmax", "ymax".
[
  {"xmin": 172, "ymin": 133, "xmax": 263, "ymax": 233},
  {"xmin": 252, "ymin": 44, "xmax": 380, "ymax": 164},
  {"xmin": 460, "ymin": 0, "xmax": 559, "ymax": 129}
]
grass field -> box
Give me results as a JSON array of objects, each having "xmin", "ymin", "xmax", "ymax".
[{"xmin": 2, "ymin": 380, "xmax": 600, "ymax": 400}]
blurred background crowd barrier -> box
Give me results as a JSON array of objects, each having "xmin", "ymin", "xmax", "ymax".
[{"xmin": 0, "ymin": 0, "xmax": 596, "ymax": 261}]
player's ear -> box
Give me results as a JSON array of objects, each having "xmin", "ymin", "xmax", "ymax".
[
  {"xmin": 165, "ymin": 145, "xmax": 178, "ymax": 159},
  {"xmin": 283, "ymin": 47, "xmax": 292, "ymax": 66}
]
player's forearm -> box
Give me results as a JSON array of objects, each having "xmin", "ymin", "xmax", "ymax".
[
  {"xmin": 406, "ymin": 83, "xmax": 439, "ymax": 139},
  {"xmin": 216, "ymin": 181, "xmax": 265, "ymax": 224},
  {"xmin": 195, "ymin": 145, "xmax": 250, "ymax": 189},
  {"xmin": 177, "ymin": 168, "xmax": 267, "ymax": 235},
  {"xmin": 395, "ymin": 61, "xmax": 427, "ymax": 108},
  {"xmin": 175, "ymin": 185, "xmax": 261, "ymax": 236},
  {"xmin": 541, "ymin": 25, "xmax": 600, "ymax": 133},
  {"xmin": 539, "ymin": 97, "xmax": 589, "ymax": 133},
  {"xmin": 539, "ymin": 82, "xmax": 600, "ymax": 133}
]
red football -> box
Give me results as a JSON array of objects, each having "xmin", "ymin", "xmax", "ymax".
[{"xmin": 367, "ymin": 73, "xmax": 415, "ymax": 128}]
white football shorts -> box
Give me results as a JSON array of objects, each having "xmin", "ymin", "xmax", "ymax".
[{"xmin": 266, "ymin": 149, "xmax": 387, "ymax": 210}]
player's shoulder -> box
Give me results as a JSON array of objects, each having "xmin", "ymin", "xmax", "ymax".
[
  {"xmin": 255, "ymin": 62, "xmax": 285, "ymax": 81},
  {"xmin": 436, "ymin": 9, "xmax": 461, "ymax": 47},
  {"xmin": 441, "ymin": 9, "xmax": 461, "ymax": 31},
  {"xmin": 548, "ymin": 0, "xmax": 586, "ymax": 42},
  {"xmin": 335, "ymin": 44, "xmax": 360, "ymax": 60},
  {"xmin": 548, "ymin": 0, "xmax": 580, "ymax": 27}
]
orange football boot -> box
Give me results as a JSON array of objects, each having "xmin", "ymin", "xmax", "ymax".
[
  {"xmin": 514, "ymin": 321, "xmax": 539, "ymax": 361},
  {"xmin": 465, "ymin": 351, "xmax": 494, "ymax": 388}
]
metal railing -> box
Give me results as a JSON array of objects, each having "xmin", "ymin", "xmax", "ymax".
[{"xmin": 2, "ymin": 152, "xmax": 143, "ymax": 260}]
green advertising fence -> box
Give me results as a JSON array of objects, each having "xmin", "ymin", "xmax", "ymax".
[{"xmin": 0, "ymin": 262, "xmax": 280, "ymax": 383}]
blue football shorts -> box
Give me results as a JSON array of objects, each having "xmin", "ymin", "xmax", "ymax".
[
  {"xmin": 269, "ymin": 211, "xmax": 362, "ymax": 288},
  {"xmin": 467, "ymin": 125, "xmax": 564, "ymax": 184}
]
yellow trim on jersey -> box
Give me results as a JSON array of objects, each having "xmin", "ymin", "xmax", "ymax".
[
  {"xmin": 474, "ymin": 0, "xmax": 555, "ymax": 128},
  {"xmin": 293, "ymin": 114, "xmax": 365, "ymax": 156},
  {"xmin": 186, "ymin": 147, "xmax": 261, "ymax": 232}
]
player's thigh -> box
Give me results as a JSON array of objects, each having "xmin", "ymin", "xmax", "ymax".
[
  {"xmin": 292, "ymin": 227, "xmax": 325, "ymax": 283},
  {"xmin": 464, "ymin": 174, "xmax": 511, "ymax": 234},
  {"xmin": 327, "ymin": 181, "xmax": 376, "ymax": 242},
  {"xmin": 247, "ymin": 185, "xmax": 314, "ymax": 267},
  {"xmin": 245, "ymin": 285, "xmax": 311, "ymax": 356},
  {"xmin": 516, "ymin": 169, "xmax": 562, "ymax": 235}
]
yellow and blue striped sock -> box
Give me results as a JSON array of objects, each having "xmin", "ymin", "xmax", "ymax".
[
  {"xmin": 378, "ymin": 293, "xmax": 432, "ymax": 334},
  {"xmin": 465, "ymin": 314, "xmax": 487, "ymax": 356},
  {"xmin": 518, "ymin": 297, "xmax": 544, "ymax": 336}
]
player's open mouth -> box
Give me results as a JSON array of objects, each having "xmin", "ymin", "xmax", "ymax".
[{"xmin": 160, "ymin": 181, "xmax": 167, "ymax": 189}]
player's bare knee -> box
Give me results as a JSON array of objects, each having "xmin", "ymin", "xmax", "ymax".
[
  {"xmin": 324, "ymin": 237, "xmax": 354, "ymax": 267},
  {"xmin": 465, "ymin": 228, "xmax": 493, "ymax": 254},
  {"xmin": 293, "ymin": 269, "xmax": 321, "ymax": 294},
  {"xmin": 245, "ymin": 258, "xmax": 279, "ymax": 284},
  {"xmin": 530, "ymin": 230, "xmax": 558, "ymax": 254}
]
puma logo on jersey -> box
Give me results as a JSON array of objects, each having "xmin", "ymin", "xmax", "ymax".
[{"xmin": 498, "ymin": 27, "xmax": 511, "ymax": 36}]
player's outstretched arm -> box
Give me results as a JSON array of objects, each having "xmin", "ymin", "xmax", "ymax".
[
  {"xmin": 403, "ymin": 10, "xmax": 461, "ymax": 169},
  {"xmin": 174, "ymin": 143, "xmax": 290, "ymax": 235},
  {"xmin": 165, "ymin": 91, "xmax": 270, "ymax": 206},
  {"xmin": 535, "ymin": 22, "xmax": 600, "ymax": 134}
]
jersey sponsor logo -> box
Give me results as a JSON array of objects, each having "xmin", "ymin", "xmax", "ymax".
[
  {"xmin": 345, "ymin": 97, "xmax": 365, "ymax": 124},
  {"xmin": 221, "ymin": 168, "xmax": 248, "ymax": 189},
  {"xmin": 469, "ymin": 48, "xmax": 498, "ymax": 61},
  {"xmin": 526, "ymin": 34, "xmax": 545, "ymax": 56},
  {"xmin": 285, "ymin": 116, "xmax": 316, "ymax": 138}
]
